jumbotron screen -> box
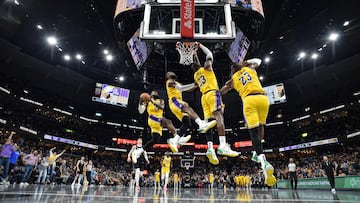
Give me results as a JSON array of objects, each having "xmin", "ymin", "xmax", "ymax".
[
  {"xmin": 92, "ymin": 83, "xmax": 130, "ymax": 107},
  {"xmin": 263, "ymin": 83, "xmax": 286, "ymax": 105}
]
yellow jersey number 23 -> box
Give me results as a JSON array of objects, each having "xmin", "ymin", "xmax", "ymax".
[{"xmin": 239, "ymin": 72, "xmax": 252, "ymax": 86}]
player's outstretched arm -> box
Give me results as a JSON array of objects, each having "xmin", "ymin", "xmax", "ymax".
[
  {"xmin": 127, "ymin": 145, "xmax": 136, "ymax": 162},
  {"xmin": 198, "ymin": 42, "xmax": 213, "ymax": 70},
  {"xmin": 220, "ymin": 79, "xmax": 234, "ymax": 95},
  {"xmin": 144, "ymin": 151, "xmax": 150, "ymax": 164},
  {"xmin": 175, "ymin": 82, "xmax": 197, "ymax": 92},
  {"xmin": 138, "ymin": 98, "xmax": 147, "ymax": 114}
]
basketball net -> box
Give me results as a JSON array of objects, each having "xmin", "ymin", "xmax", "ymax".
[
  {"xmin": 184, "ymin": 162, "xmax": 191, "ymax": 170},
  {"xmin": 176, "ymin": 41, "xmax": 198, "ymax": 65}
]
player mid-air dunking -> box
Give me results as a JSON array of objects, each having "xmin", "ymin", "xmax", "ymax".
[
  {"xmin": 220, "ymin": 58, "xmax": 276, "ymax": 186},
  {"xmin": 165, "ymin": 71, "xmax": 217, "ymax": 147},
  {"xmin": 134, "ymin": 91, "xmax": 189, "ymax": 160},
  {"xmin": 186, "ymin": 42, "xmax": 239, "ymax": 165}
]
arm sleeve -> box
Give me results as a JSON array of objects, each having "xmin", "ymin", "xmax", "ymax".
[
  {"xmin": 175, "ymin": 83, "xmax": 195, "ymax": 92},
  {"xmin": 199, "ymin": 43, "xmax": 213, "ymax": 61},
  {"xmin": 138, "ymin": 104, "xmax": 146, "ymax": 114},
  {"xmin": 143, "ymin": 151, "xmax": 149, "ymax": 162}
]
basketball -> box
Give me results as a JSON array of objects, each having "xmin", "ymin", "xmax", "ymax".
[{"xmin": 140, "ymin": 92, "xmax": 151, "ymax": 102}]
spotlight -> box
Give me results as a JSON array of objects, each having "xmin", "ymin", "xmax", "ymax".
[
  {"xmin": 279, "ymin": 36, "xmax": 284, "ymax": 40},
  {"xmin": 14, "ymin": 0, "xmax": 19, "ymax": 6},
  {"xmin": 264, "ymin": 57, "xmax": 270, "ymax": 63},
  {"xmin": 81, "ymin": 60, "xmax": 85, "ymax": 64},
  {"xmin": 259, "ymin": 76, "xmax": 264, "ymax": 80},
  {"xmin": 119, "ymin": 76, "xmax": 124, "ymax": 81},
  {"xmin": 105, "ymin": 54, "xmax": 113, "ymax": 61},
  {"xmin": 299, "ymin": 52, "xmax": 306, "ymax": 59},
  {"xmin": 103, "ymin": 49, "xmax": 109, "ymax": 55},
  {"xmin": 75, "ymin": 54, "xmax": 82, "ymax": 60},
  {"xmin": 269, "ymin": 51, "xmax": 274, "ymax": 55},
  {"xmin": 36, "ymin": 25, "xmax": 43, "ymax": 30},
  {"xmin": 329, "ymin": 33, "xmax": 339, "ymax": 41},
  {"xmin": 343, "ymin": 21, "xmax": 349, "ymax": 27},
  {"xmin": 64, "ymin": 54, "xmax": 71, "ymax": 61},
  {"xmin": 46, "ymin": 36, "xmax": 57, "ymax": 46},
  {"xmin": 311, "ymin": 53, "xmax": 318, "ymax": 59},
  {"xmin": 301, "ymin": 132, "xmax": 308, "ymax": 138}
]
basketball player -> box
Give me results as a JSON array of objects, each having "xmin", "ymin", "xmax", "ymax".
[
  {"xmin": 161, "ymin": 152, "xmax": 171, "ymax": 191},
  {"xmin": 165, "ymin": 71, "xmax": 217, "ymax": 146},
  {"xmin": 173, "ymin": 171, "xmax": 179, "ymax": 189},
  {"xmin": 220, "ymin": 58, "xmax": 276, "ymax": 186},
  {"xmin": 287, "ymin": 158, "xmax": 297, "ymax": 190},
  {"xmin": 190, "ymin": 42, "xmax": 239, "ymax": 164},
  {"xmin": 127, "ymin": 138, "xmax": 150, "ymax": 191},
  {"xmin": 154, "ymin": 169, "xmax": 161, "ymax": 189},
  {"xmin": 137, "ymin": 90, "xmax": 185, "ymax": 156},
  {"xmin": 71, "ymin": 156, "xmax": 85, "ymax": 186},
  {"xmin": 209, "ymin": 171, "xmax": 214, "ymax": 190}
]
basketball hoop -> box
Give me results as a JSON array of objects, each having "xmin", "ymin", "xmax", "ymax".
[
  {"xmin": 176, "ymin": 41, "xmax": 198, "ymax": 65},
  {"xmin": 184, "ymin": 162, "xmax": 191, "ymax": 170}
]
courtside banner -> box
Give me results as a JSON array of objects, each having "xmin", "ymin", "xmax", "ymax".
[{"xmin": 180, "ymin": 0, "xmax": 195, "ymax": 38}]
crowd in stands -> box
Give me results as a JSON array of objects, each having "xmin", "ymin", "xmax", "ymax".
[{"xmin": 1, "ymin": 127, "xmax": 359, "ymax": 188}]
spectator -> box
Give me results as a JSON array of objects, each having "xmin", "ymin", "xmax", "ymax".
[
  {"xmin": 86, "ymin": 160, "xmax": 93, "ymax": 186},
  {"xmin": 0, "ymin": 131, "xmax": 16, "ymax": 184},
  {"xmin": 21, "ymin": 150, "xmax": 39, "ymax": 185},
  {"xmin": 8, "ymin": 143, "xmax": 20, "ymax": 183},
  {"xmin": 37, "ymin": 155, "xmax": 50, "ymax": 184},
  {"xmin": 48, "ymin": 147, "xmax": 66, "ymax": 182}
]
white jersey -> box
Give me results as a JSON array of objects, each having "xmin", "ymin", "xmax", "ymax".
[{"xmin": 288, "ymin": 163, "xmax": 296, "ymax": 172}]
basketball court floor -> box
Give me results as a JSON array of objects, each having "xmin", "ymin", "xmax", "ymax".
[{"xmin": 0, "ymin": 185, "xmax": 359, "ymax": 203}]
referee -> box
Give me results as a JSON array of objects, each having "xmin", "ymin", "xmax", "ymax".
[
  {"xmin": 287, "ymin": 158, "xmax": 297, "ymax": 190},
  {"xmin": 322, "ymin": 156, "xmax": 336, "ymax": 194}
]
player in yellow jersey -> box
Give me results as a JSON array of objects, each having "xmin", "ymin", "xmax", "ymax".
[
  {"xmin": 244, "ymin": 175, "xmax": 251, "ymax": 190},
  {"xmin": 209, "ymin": 172, "xmax": 214, "ymax": 190},
  {"xmin": 154, "ymin": 169, "xmax": 161, "ymax": 189},
  {"xmin": 173, "ymin": 172, "xmax": 179, "ymax": 189},
  {"xmin": 189, "ymin": 42, "xmax": 239, "ymax": 165},
  {"xmin": 165, "ymin": 71, "xmax": 217, "ymax": 149},
  {"xmin": 136, "ymin": 91, "xmax": 182, "ymax": 157},
  {"xmin": 220, "ymin": 58, "xmax": 276, "ymax": 187},
  {"xmin": 127, "ymin": 138, "xmax": 150, "ymax": 191},
  {"xmin": 161, "ymin": 152, "xmax": 172, "ymax": 191}
]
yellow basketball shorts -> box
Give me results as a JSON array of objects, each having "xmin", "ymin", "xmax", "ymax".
[
  {"xmin": 169, "ymin": 98, "xmax": 189, "ymax": 121},
  {"xmin": 148, "ymin": 115, "xmax": 163, "ymax": 135},
  {"xmin": 201, "ymin": 90, "xmax": 224, "ymax": 120},
  {"xmin": 161, "ymin": 167, "xmax": 170, "ymax": 175},
  {"xmin": 243, "ymin": 95, "xmax": 269, "ymax": 129}
]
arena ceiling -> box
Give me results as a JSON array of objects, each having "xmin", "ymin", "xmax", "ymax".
[{"xmin": 0, "ymin": 0, "xmax": 360, "ymax": 123}]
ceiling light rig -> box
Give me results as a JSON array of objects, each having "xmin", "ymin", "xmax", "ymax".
[
  {"xmin": 75, "ymin": 54, "xmax": 82, "ymax": 60},
  {"xmin": 264, "ymin": 57, "xmax": 270, "ymax": 63},
  {"xmin": 329, "ymin": 33, "xmax": 339, "ymax": 41},
  {"xmin": 64, "ymin": 54, "xmax": 71, "ymax": 61},
  {"xmin": 311, "ymin": 53, "xmax": 318, "ymax": 60},
  {"xmin": 46, "ymin": 36, "xmax": 58, "ymax": 46}
]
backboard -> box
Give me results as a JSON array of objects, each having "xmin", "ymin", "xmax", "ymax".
[{"xmin": 139, "ymin": 1, "xmax": 236, "ymax": 41}]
